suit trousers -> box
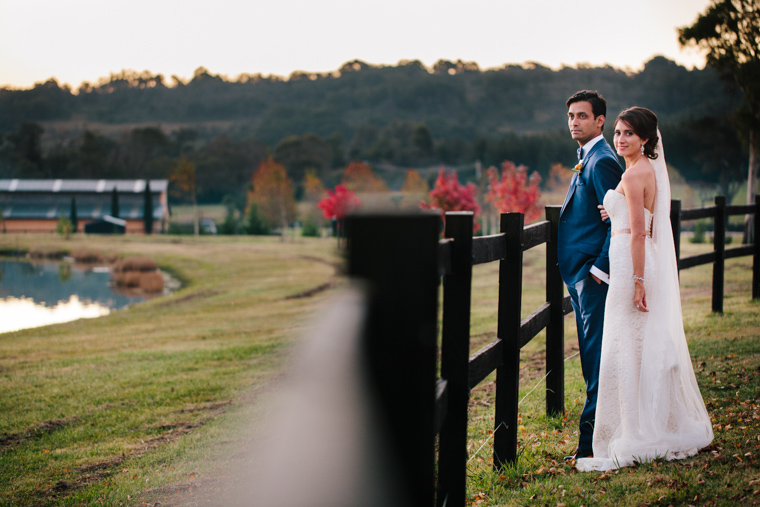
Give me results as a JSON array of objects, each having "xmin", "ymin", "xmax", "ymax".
[{"xmin": 566, "ymin": 274, "xmax": 609, "ymax": 451}]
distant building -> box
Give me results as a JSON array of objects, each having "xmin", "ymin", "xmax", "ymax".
[{"xmin": 0, "ymin": 179, "xmax": 169, "ymax": 233}]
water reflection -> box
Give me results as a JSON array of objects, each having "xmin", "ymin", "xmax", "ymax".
[
  {"xmin": 0, "ymin": 259, "xmax": 152, "ymax": 334},
  {"xmin": 0, "ymin": 295, "xmax": 111, "ymax": 333}
]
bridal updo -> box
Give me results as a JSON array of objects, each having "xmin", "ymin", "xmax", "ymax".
[{"xmin": 615, "ymin": 107, "xmax": 659, "ymax": 159}]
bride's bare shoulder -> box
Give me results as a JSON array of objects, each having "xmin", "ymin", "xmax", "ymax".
[{"xmin": 623, "ymin": 160, "xmax": 655, "ymax": 181}]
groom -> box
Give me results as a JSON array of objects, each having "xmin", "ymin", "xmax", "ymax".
[{"xmin": 558, "ymin": 90, "xmax": 623, "ymax": 460}]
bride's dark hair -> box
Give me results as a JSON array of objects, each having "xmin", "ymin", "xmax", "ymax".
[{"xmin": 615, "ymin": 107, "xmax": 659, "ymax": 159}]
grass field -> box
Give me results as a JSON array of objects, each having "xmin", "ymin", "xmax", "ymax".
[
  {"xmin": 463, "ymin": 240, "xmax": 760, "ymax": 506},
  {"xmin": 0, "ymin": 233, "xmax": 342, "ymax": 506},
  {"xmin": 0, "ymin": 229, "xmax": 757, "ymax": 506}
]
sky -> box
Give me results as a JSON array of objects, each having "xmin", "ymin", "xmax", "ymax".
[{"xmin": 0, "ymin": 0, "xmax": 713, "ymax": 90}]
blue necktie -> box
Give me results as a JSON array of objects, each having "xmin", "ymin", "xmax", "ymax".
[{"xmin": 577, "ymin": 147, "xmax": 583, "ymax": 162}]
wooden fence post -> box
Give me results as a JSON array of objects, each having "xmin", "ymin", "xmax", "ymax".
[
  {"xmin": 347, "ymin": 213, "xmax": 440, "ymax": 507},
  {"xmin": 545, "ymin": 206, "xmax": 564, "ymax": 416},
  {"xmin": 493, "ymin": 212, "xmax": 524, "ymax": 468},
  {"xmin": 754, "ymin": 196, "xmax": 760, "ymax": 300},
  {"xmin": 671, "ymin": 199, "xmax": 681, "ymax": 269},
  {"xmin": 437, "ymin": 212, "xmax": 473, "ymax": 507},
  {"xmin": 713, "ymin": 196, "xmax": 726, "ymax": 313}
]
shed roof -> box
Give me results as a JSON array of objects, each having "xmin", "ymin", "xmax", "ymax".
[
  {"xmin": 0, "ymin": 179, "xmax": 169, "ymax": 193},
  {"xmin": 0, "ymin": 179, "xmax": 169, "ymax": 220}
]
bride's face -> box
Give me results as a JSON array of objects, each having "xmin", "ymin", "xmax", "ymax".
[{"xmin": 614, "ymin": 120, "xmax": 646, "ymax": 158}]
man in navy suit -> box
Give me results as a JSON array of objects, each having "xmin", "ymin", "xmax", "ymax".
[{"xmin": 558, "ymin": 90, "xmax": 623, "ymax": 460}]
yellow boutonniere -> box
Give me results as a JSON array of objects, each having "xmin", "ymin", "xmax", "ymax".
[{"xmin": 572, "ymin": 163, "xmax": 582, "ymax": 173}]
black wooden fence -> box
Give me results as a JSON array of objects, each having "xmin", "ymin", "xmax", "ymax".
[
  {"xmin": 434, "ymin": 207, "xmax": 573, "ymax": 506},
  {"xmin": 345, "ymin": 197, "xmax": 759, "ymax": 506},
  {"xmin": 246, "ymin": 197, "xmax": 758, "ymax": 507},
  {"xmin": 671, "ymin": 196, "xmax": 760, "ymax": 311}
]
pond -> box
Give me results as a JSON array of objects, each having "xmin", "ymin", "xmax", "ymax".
[{"xmin": 0, "ymin": 259, "xmax": 170, "ymax": 334}]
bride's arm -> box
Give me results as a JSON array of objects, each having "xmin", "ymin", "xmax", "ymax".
[{"xmin": 622, "ymin": 172, "xmax": 649, "ymax": 312}]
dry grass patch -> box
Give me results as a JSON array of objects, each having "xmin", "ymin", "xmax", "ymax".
[
  {"xmin": 70, "ymin": 249, "xmax": 117, "ymax": 264},
  {"xmin": 112, "ymin": 255, "xmax": 164, "ymax": 292}
]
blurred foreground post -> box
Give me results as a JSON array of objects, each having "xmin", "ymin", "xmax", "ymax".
[
  {"xmin": 238, "ymin": 212, "xmax": 439, "ymax": 507},
  {"xmin": 348, "ymin": 213, "xmax": 440, "ymax": 506}
]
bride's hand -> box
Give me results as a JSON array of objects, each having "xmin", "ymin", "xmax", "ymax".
[
  {"xmin": 598, "ymin": 204, "xmax": 609, "ymax": 221},
  {"xmin": 634, "ymin": 282, "xmax": 648, "ymax": 312}
]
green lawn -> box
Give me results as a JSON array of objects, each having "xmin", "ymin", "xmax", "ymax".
[
  {"xmin": 464, "ymin": 240, "xmax": 760, "ymax": 506},
  {"xmin": 0, "ymin": 231, "xmax": 757, "ymax": 506},
  {"xmin": 0, "ymin": 233, "xmax": 341, "ymax": 506}
]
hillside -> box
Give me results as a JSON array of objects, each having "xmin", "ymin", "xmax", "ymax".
[{"xmin": 0, "ymin": 56, "xmax": 747, "ymax": 202}]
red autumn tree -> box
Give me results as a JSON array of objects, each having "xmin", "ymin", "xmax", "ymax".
[
  {"xmin": 419, "ymin": 168, "xmax": 481, "ymax": 232},
  {"xmin": 318, "ymin": 184, "xmax": 362, "ymax": 220},
  {"xmin": 248, "ymin": 157, "xmax": 297, "ymax": 233},
  {"xmin": 486, "ymin": 161, "xmax": 543, "ymax": 223},
  {"xmin": 341, "ymin": 161, "xmax": 388, "ymax": 193}
]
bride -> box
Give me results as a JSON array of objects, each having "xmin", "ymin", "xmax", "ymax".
[{"xmin": 576, "ymin": 107, "xmax": 714, "ymax": 472}]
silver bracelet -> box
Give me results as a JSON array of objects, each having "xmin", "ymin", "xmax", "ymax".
[{"xmin": 633, "ymin": 275, "xmax": 645, "ymax": 283}]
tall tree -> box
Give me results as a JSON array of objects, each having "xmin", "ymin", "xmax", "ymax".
[
  {"xmin": 143, "ymin": 180, "xmax": 154, "ymax": 234},
  {"xmin": 341, "ymin": 161, "xmax": 388, "ymax": 193},
  {"xmin": 303, "ymin": 169, "xmax": 326, "ymax": 201},
  {"xmin": 401, "ymin": 169, "xmax": 430, "ymax": 194},
  {"xmin": 679, "ymin": 0, "xmax": 760, "ymax": 241},
  {"xmin": 300, "ymin": 169, "xmax": 327, "ymax": 230},
  {"xmin": 170, "ymin": 158, "xmax": 199, "ymax": 235},
  {"xmin": 110, "ymin": 186, "xmax": 120, "ymax": 218},
  {"xmin": 249, "ymin": 157, "xmax": 297, "ymax": 237},
  {"xmin": 70, "ymin": 197, "xmax": 78, "ymax": 233}
]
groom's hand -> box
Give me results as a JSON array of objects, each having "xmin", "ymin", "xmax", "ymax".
[{"xmin": 591, "ymin": 274, "xmax": 601, "ymax": 284}]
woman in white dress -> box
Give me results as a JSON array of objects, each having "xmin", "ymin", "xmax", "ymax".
[{"xmin": 576, "ymin": 107, "xmax": 714, "ymax": 472}]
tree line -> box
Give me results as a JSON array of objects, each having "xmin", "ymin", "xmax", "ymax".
[{"xmin": 0, "ymin": 56, "xmax": 750, "ymax": 205}]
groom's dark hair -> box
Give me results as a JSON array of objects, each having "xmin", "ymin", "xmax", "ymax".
[{"xmin": 566, "ymin": 90, "xmax": 607, "ymax": 127}]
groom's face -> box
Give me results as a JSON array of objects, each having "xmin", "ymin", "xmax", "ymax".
[{"xmin": 568, "ymin": 101, "xmax": 605, "ymax": 146}]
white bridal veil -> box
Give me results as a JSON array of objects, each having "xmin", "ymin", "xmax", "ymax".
[{"xmin": 636, "ymin": 131, "xmax": 713, "ymax": 458}]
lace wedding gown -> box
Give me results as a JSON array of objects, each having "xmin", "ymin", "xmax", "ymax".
[{"xmin": 576, "ymin": 187, "xmax": 714, "ymax": 472}]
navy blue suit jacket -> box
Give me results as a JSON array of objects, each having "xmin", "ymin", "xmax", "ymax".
[{"xmin": 558, "ymin": 139, "xmax": 623, "ymax": 286}]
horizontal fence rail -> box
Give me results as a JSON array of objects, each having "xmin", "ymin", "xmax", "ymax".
[
  {"xmin": 672, "ymin": 196, "xmax": 759, "ymax": 311},
  {"xmin": 472, "ymin": 233, "xmax": 507, "ymax": 265}
]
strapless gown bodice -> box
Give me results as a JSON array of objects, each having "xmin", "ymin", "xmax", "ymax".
[{"xmin": 603, "ymin": 190, "xmax": 652, "ymax": 237}]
